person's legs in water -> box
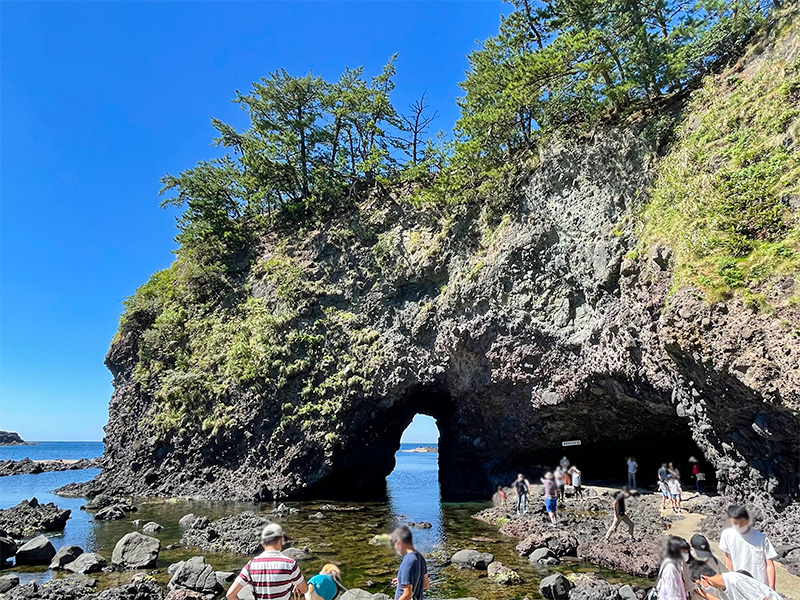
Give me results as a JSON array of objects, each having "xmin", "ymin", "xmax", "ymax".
[{"xmin": 544, "ymin": 497, "xmax": 558, "ymax": 526}]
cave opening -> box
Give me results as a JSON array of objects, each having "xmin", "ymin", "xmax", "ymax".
[{"xmin": 386, "ymin": 415, "xmax": 442, "ymax": 548}]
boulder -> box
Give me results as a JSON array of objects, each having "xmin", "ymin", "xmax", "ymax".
[
  {"xmin": 15, "ymin": 534, "xmax": 56, "ymax": 564},
  {"xmin": 112, "ymin": 531, "xmax": 160, "ymax": 569},
  {"xmin": 142, "ymin": 522, "xmax": 164, "ymax": 534},
  {"xmin": 568, "ymin": 573, "xmax": 621, "ymax": 600},
  {"xmin": 215, "ymin": 571, "xmax": 235, "ymax": 586},
  {"xmin": 0, "ymin": 535, "xmax": 16, "ymax": 565},
  {"xmin": 487, "ymin": 561, "xmax": 522, "ymax": 584},
  {"xmin": 64, "ymin": 552, "xmax": 108, "ymax": 574},
  {"xmin": 369, "ymin": 534, "xmax": 391, "ymax": 545},
  {"xmin": 540, "ymin": 573, "xmax": 574, "ymax": 600},
  {"xmin": 618, "ymin": 585, "xmax": 637, "ymax": 600},
  {"xmin": 529, "ymin": 547, "xmax": 560, "ymax": 565},
  {"xmin": 179, "ymin": 511, "xmax": 268, "ymax": 555},
  {"xmin": 2, "ymin": 577, "xmax": 97, "ymax": 599},
  {"xmin": 178, "ymin": 514, "xmax": 197, "ymax": 527},
  {"xmin": 49, "ymin": 544, "xmax": 84, "ymax": 569},
  {"xmin": 168, "ymin": 555, "xmax": 220, "ymax": 594},
  {"xmin": 408, "ymin": 521, "xmax": 432, "ymax": 529},
  {"xmin": 577, "ymin": 539, "xmax": 661, "ymax": 578},
  {"xmin": 0, "ymin": 574, "xmax": 20, "ymax": 594},
  {"xmin": 95, "ymin": 505, "xmax": 127, "ymax": 521},
  {"xmin": 450, "ymin": 549, "xmax": 494, "ymax": 570}
]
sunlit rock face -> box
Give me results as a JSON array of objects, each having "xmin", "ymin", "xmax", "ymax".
[{"xmin": 96, "ymin": 124, "xmax": 799, "ymax": 506}]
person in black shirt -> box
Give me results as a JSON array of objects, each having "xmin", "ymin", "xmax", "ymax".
[
  {"xmin": 513, "ymin": 473, "xmax": 529, "ymax": 516},
  {"xmin": 604, "ymin": 486, "xmax": 634, "ymax": 541}
]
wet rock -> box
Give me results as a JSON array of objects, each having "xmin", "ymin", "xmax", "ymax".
[
  {"xmin": 369, "ymin": 534, "xmax": 391, "ymax": 545},
  {"xmin": 450, "ymin": 549, "xmax": 494, "ymax": 570},
  {"xmin": 180, "ymin": 511, "xmax": 268, "ymax": 555},
  {"xmin": 0, "ymin": 574, "xmax": 20, "ymax": 594},
  {"xmin": 487, "ymin": 561, "xmax": 522, "ymax": 584},
  {"xmin": 65, "ymin": 552, "xmax": 108, "ymax": 574},
  {"xmin": 516, "ymin": 528, "xmax": 580, "ymax": 557},
  {"xmin": 215, "ymin": 571, "xmax": 235, "ymax": 586},
  {"xmin": 3, "ymin": 577, "xmax": 97, "ymax": 599},
  {"xmin": 83, "ymin": 495, "xmax": 136, "ymax": 513},
  {"xmin": 618, "ymin": 585, "xmax": 637, "ymax": 600},
  {"xmin": 0, "ymin": 535, "xmax": 16, "ymax": 566},
  {"xmin": 142, "ymin": 521, "xmax": 164, "ymax": 533},
  {"xmin": 84, "ymin": 580, "xmax": 164, "ymax": 600},
  {"xmin": 15, "ymin": 534, "xmax": 56, "ymax": 564},
  {"xmin": 112, "ymin": 531, "xmax": 161, "ymax": 569},
  {"xmin": 284, "ymin": 546, "xmax": 314, "ymax": 561},
  {"xmin": 540, "ymin": 573, "xmax": 574, "ymax": 600},
  {"xmin": 178, "ymin": 514, "xmax": 198, "ymax": 527},
  {"xmin": 577, "ymin": 538, "xmax": 660, "ymax": 578},
  {"xmin": 168, "ymin": 555, "xmax": 220, "ymax": 594},
  {"xmin": 95, "ymin": 505, "xmax": 127, "ymax": 521},
  {"xmin": 340, "ymin": 590, "xmax": 391, "ymax": 600},
  {"xmin": 408, "ymin": 521, "xmax": 432, "ymax": 529},
  {"xmin": 529, "ymin": 547, "xmax": 560, "ymax": 565},
  {"xmin": 309, "ymin": 512, "xmax": 325, "ymax": 519},
  {"xmin": 0, "ymin": 498, "xmax": 71, "ymax": 538},
  {"xmin": 49, "ymin": 544, "xmax": 84, "ymax": 569}
]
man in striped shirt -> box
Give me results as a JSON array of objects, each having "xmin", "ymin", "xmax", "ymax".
[{"xmin": 226, "ymin": 523, "xmax": 308, "ymax": 600}]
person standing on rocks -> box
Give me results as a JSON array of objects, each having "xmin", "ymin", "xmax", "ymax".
[
  {"xmin": 691, "ymin": 562, "xmax": 784, "ymax": 600},
  {"xmin": 541, "ymin": 472, "xmax": 558, "ymax": 527},
  {"xmin": 658, "ymin": 463, "xmax": 670, "ymax": 509},
  {"xmin": 560, "ymin": 456, "xmax": 571, "ymax": 485},
  {"xmin": 497, "ymin": 485, "xmax": 508, "ymax": 509},
  {"xmin": 513, "ymin": 474, "xmax": 529, "ymax": 516},
  {"xmin": 391, "ymin": 525, "xmax": 429, "ymax": 600},
  {"xmin": 719, "ymin": 505, "xmax": 778, "ymax": 590},
  {"xmin": 554, "ymin": 465, "xmax": 566, "ymax": 500},
  {"xmin": 627, "ymin": 457, "xmax": 638, "ymax": 489},
  {"xmin": 667, "ymin": 473, "xmax": 683, "ymax": 513},
  {"xmin": 226, "ymin": 524, "xmax": 308, "ymax": 600},
  {"xmin": 604, "ymin": 486, "xmax": 633, "ymax": 541},
  {"xmin": 568, "ymin": 465, "xmax": 583, "ymax": 499},
  {"xmin": 656, "ymin": 536, "xmax": 691, "ymax": 600}
]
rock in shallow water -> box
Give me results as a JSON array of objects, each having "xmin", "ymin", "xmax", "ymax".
[
  {"xmin": 112, "ymin": 531, "xmax": 160, "ymax": 569},
  {"xmin": 0, "ymin": 498, "xmax": 71, "ymax": 538},
  {"xmin": 168, "ymin": 556, "xmax": 220, "ymax": 594},
  {"xmin": 85, "ymin": 580, "xmax": 164, "ymax": 600},
  {"xmin": 142, "ymin": 521, "xmax": 164, "ymax": 533},
  {"xmin": 540, "ymin": 573, "xmax": 574, "ymax": 600},
  {"xmin": 65, "ymin": 552, "xmax": 108, "ymax": 574},
  {"xmin": 2, "ymin": 577, "xmax": 97, "ymax": 600},
  {"xmin": 15, "ymin": 534, "xmax": 56, "ymax": 565},
  {"xmin": 180, "ymin": 511, "xmax": 269, "ymax": 555},
  {"xmin": 450, "ymin": 549, "xmax": 494, "ymax": 570},
  {"xmin": 49, "ymin": 544, "xmax": 84, "ymax": 569}
]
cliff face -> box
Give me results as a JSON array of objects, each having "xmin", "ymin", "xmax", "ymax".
[{"xmin": 97, "ymin": 14, "xmax": 800, "ymax": 505}]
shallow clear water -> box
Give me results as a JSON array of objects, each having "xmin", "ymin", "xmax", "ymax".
[{"xmin": 0, "ymin": 443, "xmax": 644, "ymax": 598}]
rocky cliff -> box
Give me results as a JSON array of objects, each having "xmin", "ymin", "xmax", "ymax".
[{"xmin": 96, "ymin": 11, "xmax": 800, "ymax": 505}]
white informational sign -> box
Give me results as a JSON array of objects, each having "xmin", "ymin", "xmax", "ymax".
[{"xmin": 562, "ymin": 440, "xmax": 581, "ymax": 447}]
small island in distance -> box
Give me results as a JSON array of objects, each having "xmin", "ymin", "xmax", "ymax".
[
  {"xmin": 0, "ymin": 431, "xmax": 28, "ymax": 446},
  {"xmin": 401, "ymin": 446, "xmax": 438, "ymax": 453}
]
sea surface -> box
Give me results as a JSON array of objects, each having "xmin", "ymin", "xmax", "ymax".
[{"xmin": 0, "ymin": 442, "xmax": 642, "ymax": 598}]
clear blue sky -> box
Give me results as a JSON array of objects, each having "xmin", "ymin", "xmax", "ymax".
[{"xmin": 0, "ymin": 1, "xmax": 507, "ymax": 441}]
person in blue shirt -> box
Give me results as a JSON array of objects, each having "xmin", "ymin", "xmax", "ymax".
[{"xmin": 391, "ymin": 526, "xmax": 429, "ymax": 600}]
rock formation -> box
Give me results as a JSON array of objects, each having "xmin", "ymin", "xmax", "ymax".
[
  {"xmin": 0, "ymin": 431, "xmax": 27, "ymax": 446},
  {"xmin": 93, "ymin": 11, "xmax": 800, "ymax": 507}
]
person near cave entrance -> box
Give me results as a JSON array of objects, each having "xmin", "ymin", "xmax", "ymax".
[
  {"xmin": 604, "ymin": 486, "xmax": 633, "ymax": 541},
  {"xmin": 627, "ymin": 457, "xmax": 638, "ymax": 489},
  {"xmin": 514, "ymin": 474, "xmax": 529, "ymax": 515},
  {"xmin": 391, "ymin": 525, "xmax": 429, "ymax": 600},
  {"xmin": 541, "ymin": 472, "xmax": 558, "ymax": 527}
]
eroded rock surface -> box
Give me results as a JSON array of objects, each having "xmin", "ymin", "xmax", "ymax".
[{"xmin": 0, "ymin": 498, "xmax": 70, "ymax": 538}]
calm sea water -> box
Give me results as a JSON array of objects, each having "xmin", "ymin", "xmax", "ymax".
[{"xmin": 0, "ymin": 442, "xmax": 642, "ymax": 598}]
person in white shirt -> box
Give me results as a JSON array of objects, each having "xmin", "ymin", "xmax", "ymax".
[
  {"xmin": 718, "ymin": 505, "xmax": 778, "ymax": 590},
  {"xmin": 690, "ymin": 561, "xmax": 783, "ymax": 600}
]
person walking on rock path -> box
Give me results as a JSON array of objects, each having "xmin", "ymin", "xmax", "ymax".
[
  {"xmin": 719, "ymin": 505, "xmax": 778, "ymax": 590},
  {"xmin": 691, "ymin": 562, "xmax": 784, "ymax": 600},
  {"xmin": 541, "ymin": 472, "xmax": 559, "ymax": 527},
  {"xmin": 627, "ymin": 457, "xmax": 638, "ymax": 489},
  {"xmin": 656, "ymin": 536, "xmax": 692, "ymax": 600},
  {"xmin": 667, "ymin": 473, "xmax": 683, "ymax": 513},
  {"xmin": 513, "ymin": 474, "xmax": 529, "ymax": 516},
  {"xmin": 604, "ymin": 486, "xmax": 634, "ymax": 541},
  {"xmin": 658, "ymin": 463, "xmax": 670, "ymax": 509},
  {"xmin": 226, "ymin": 524, "xmax": 308, "ymax": 600},
  {"xmin": 390, "ymin": 526, "xmax": 429, "ymax": 600}
]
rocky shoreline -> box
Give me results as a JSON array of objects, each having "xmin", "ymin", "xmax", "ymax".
[
  {"xmin": 0, "ymin": 457, "xmax": 101, "ymax": 478},
  {"xmin": 0, "ymin": 432, "xmax": 27, "ymax": 447}
]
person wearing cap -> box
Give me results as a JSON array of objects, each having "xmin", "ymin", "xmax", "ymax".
[
  {"xmin": 390, "ymin": 526, "xmax": 428, "ymax": 600},
  {"xmin": 691, "ymin": 534, "xmax": 728, "ymax": 599},
  {"xmin": 719, "ymin": 505, "xmax": 778, "ymax": 590},
  {"xmin": 226, "ymin": 523, "xmax": 308, "ymax": 600},
  {"xmin": 604, "ymin": 486, "xmax": 633, "ymax": 542},
  {"xmin": 690, "ymin": 561, "xmax": 783, "ymax": 600},
  {"xmin": 541, "ymin": 472, "xmax": 558, "ymax": 527}
]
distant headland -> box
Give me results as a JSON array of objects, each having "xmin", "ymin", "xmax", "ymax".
[
  {"xmin": 0, "ymin": 431, "xmax": 28, "ymax": 446},
  {"xmin": 401, "ymin": 446, "xmax": 437, "ymax": 453}
]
